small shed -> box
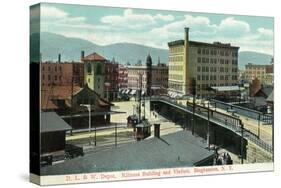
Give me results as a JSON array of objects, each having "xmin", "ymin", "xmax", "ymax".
[
  {"xmin": 135, "ymin": 119, "xmax": 151, "ymax": 141},
  {"xmin": 127, "ymin": 115, "xmax": 139, "ymax": 128},
  {"xmin": 41, "ymin": 112, "xmax": 72, "ymax": 164}
]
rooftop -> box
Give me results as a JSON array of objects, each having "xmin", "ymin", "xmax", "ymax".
[
  {"xmin": 168, "ymin": 40, "xmax": 239, "ymax": 49},
  {"xmin": 41, "ymin": 85, "xmax": 82, "ymax": 110},
  {"xmin": 41, "ymin": 131, "xmax": 214, "ymax": 175},
  {"xmin": 82, "ymin": 52, "xmax": 107, "ymax": 61},
  {"xmin": 211, "ymin": 85, "xmax": 241, "ymax": 92},
  {"xmin": 41, "ymin": 112, "xmax": 72, "ymax": 133}
]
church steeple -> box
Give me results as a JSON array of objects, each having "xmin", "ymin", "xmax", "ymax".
[
  {"xmin": 146, "ymin": 53, "xmax": 152, "ymax": 66},
  {"xmin": 146, "ymin": 53, "xmax": 152, "ymax": 96}
]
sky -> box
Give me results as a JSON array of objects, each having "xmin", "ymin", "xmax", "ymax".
[{"xmin": 32, "ymin": 3, "xmax": 274, "ymax": 55}]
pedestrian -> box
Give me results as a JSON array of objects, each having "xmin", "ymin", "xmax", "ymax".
[{"xmin": 217, "ymin": 156, "xmax": 222, "ymax": 165}]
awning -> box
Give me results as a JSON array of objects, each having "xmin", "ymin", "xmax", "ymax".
[
  {"xmin": 130, "ymin": 89, "xmax": 137, "ymax": 95},
  {"xmin": 211, "ymin": 85, "xmax": 242, "ymax": 92},
  {"xmin": 126, "ymin": 89, "xmax": 131, "ymax": 94}
]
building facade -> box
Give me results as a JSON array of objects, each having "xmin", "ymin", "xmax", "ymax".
[
  {"xmin": 82, "ymin": 52, "xmax": 106, "ymax": 97},
  {"xmin": 244, "ymin": 62, "xmax": 273, "ymax": 85},
  {"xmin": 41, "ymin": 62, "xmax": 84, "ymax": 87},
  {"xmin": 127, "ymin": 60, "xmax": 168, "ymax": 95},
  {"xmin": 168, "ymin": 28, "xmax": 239, "ymax": 97},
  {"xmin": 117, "ymin": 64, "xmax": 128, "ymax": 89},
  {"xmin": 104, "ymin": 61, "xmax": 119, "ymax": 101}
]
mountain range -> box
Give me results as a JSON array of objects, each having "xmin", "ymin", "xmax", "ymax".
[{"xmin": 30, "ymin": 32, "xmax": 273, "ymax": 69}]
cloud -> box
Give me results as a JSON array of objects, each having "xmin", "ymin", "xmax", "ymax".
[
  {"xmin": 41, "ymin": 5, "xmax": 68, "ymax": 20},
  {"xmin": 257, "ymin": 27, "xmax": 273, "ymax": 38},
  {"xmin": 39, "ymin": 5, "xmax": 273, "ymax": 55},
  {"xmin": 155, "ymin": 14, "xmax": 175, "ymax": 21},
  {"xmin": 100, "ymin": 9, "xmax": 174, "ymax": 29},
  {"xmin": 217, "ymin": 17, "xmax": 250, "ymax": 37}
]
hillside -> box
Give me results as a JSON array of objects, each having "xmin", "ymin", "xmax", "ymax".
[{"xmin": 31, "ymin": 32, "xmax": 273, "ymax": 69}]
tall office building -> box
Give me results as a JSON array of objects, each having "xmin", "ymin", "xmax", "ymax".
[{"xmin": 168, "ymin": 28, "xmax": 239, "ymax": 97}]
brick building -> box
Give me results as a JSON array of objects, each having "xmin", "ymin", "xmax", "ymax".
[
  {"xmin": 41, "ymin": 62, "xmax": 84, "ymax": 87},
  {"xmin": 245, "ymin": 62, "xmax": 273, "ymax": 85},
  {"xmin": 104, "ymin": 60, "xmax": 119, "ymax": 101},
  {"xmin": 117, "ymin": 64, "xmax": 128, "ymax": 89},
  {"xmin": 127, "ymin": 58, "xmax": 168, "ymax": 95}
]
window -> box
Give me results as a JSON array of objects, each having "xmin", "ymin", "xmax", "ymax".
[
  {"xmin": 87, "ymin": 63, "xmax": 92, "ymax": 74},
  {"xmin": 96, "ymin": 63, "xmax": 102, "ymax": 75},
  {"xmin": 198, "ymin": 48, "xmax": 201, "ymax": 54},
  {"xmin": 48, "ymin": 75, "xmax": 50, "ymax": 81},
  {"xmin": 42, "ymin": 74, "xmax": 45, "ymax": 80},
  {"xmin": 197, "ymin": 75, "xmax": 201, "ymax": 80},
  {"xmin": 197, "ymin": 66, "xmax": 201, "ymax": 72}
]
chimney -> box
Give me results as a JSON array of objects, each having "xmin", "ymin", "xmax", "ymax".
[
  {"xmin": 58, "ymin": 53, "xmax": 61, "ymax": 63},
  {"xmin": 184, "ymin": 27, "xmax": 189, "ymax": 43},
  {"xmin": 81, "ymin": 51, "xmax": 85, "ymax": 61},
  {"xmin": 154, "ymin": 124, "xmax": 160, "ymax": 138}
]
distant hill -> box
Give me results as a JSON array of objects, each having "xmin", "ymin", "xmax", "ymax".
[
  {"xmin": 238, "ymin": 51, "xmax": 273, "ymax": 69},
  {"xmin": 32, "ymin": 32, "xmax": 168, "ymax": 64},
  {"xmin": 31, "ymin": 32, "xmax": 273, "ymax": 69}
]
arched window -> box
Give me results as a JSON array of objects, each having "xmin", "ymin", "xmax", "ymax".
[
  {"xmin": 87, "ymin": 63, "xmax": 92, "ymax": 74},
  {"xmin": 96, "ymin": 63, "xmax": 102, "ymax": 75}
]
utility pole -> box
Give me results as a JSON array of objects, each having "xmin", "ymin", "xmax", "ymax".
[
  {"xmin": 207, "ymin": 102, "xmax": 210, "ymax": 149},
  {"xmin": 80, "ymin": 104, "xmax": 92, "ymax": 145},
  {"xmin": 258, "ymin": 113, "xmax": 261, "ymax": 139},
  {"xmin": 138, "ymin": 73, "xmax": 143, "ymax": 122},
  {"xmin": 240, "ymin": 121, "xmax": 244, "ymax": 164},
  {"xmin": 115, "ymin": 123, "xmax": 117, "ymax": 147},
  {"xmin": 190, "ymin": 78, "xmax": 196, "ymax": 135},
  {"xmin": 70, "ymin": 63, "xmax": 74, "ymax": 136}
]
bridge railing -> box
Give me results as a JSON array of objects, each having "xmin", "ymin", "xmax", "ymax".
[
  {"xmin": 151, "ymin": 96, "xmax": 273, "ymax": 153},
  {"xmin": 210, "ymin": 99, "xmax": 273, "ymax": 124}
]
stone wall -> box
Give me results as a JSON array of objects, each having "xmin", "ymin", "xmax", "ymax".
[{"xmin": 246, "ymin": 141, "xmax": 273, "ymax": 163}]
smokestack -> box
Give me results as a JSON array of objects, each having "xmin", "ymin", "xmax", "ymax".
[
  {"xmin": 184, "ymin": 27, "xmax": 189, "ymax": 43},
  {"xmin": 58, "ymin": 53, "xmax": 61, "ymax": 63},
  {"xmin": 154, "ymin": 124, "xmax": 160, "ymax": 138},
  {"xmin": 81, "ymin": 51, "xmax": 85, "ymax": 61}
]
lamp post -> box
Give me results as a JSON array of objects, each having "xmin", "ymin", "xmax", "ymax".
[
  {"xmin": 207, "ymin": 102, "xmax": 210, "ymax": 149},
  {"xmin": 240, "ymin": 121, "xmax": 244, "ymax": 164},
  {"xmin": 105, "ymin": 82, "xmax": 110, "ymax": 101},
  {"xmin": 80, "ymin": 104, "xmax": 96, "ymax": 146}
]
